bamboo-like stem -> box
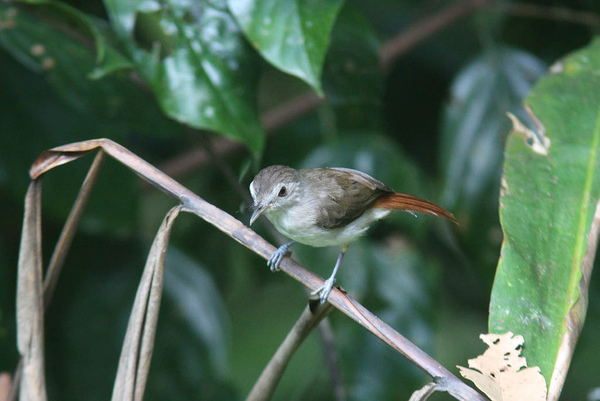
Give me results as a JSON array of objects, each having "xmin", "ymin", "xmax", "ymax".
[{"xmin": 246, "ymin": 301, "xmax": 334, "ymax": 401}]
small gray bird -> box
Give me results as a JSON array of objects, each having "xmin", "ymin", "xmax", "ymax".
[{"xmin": 249, "ymin": 165, "xmax": 456, "ymax": 303}]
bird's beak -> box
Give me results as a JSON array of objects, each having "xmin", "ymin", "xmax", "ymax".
[{"xmin": 250, "ymin": 205, "xmax": 267, "ymax": 226}]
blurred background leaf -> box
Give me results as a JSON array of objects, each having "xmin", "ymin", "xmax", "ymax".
[
  {"xmin": 344, "ymin": 242, "xmax": 440, "ymax": 401},
  {"xmin": 440, "ymin": 46, "xmax": 547, "ymax": 276},
  {"xmin": 322, "ymin": 5, "xmax": 383, "ymax": 134},
  {"xmin": 490, "ymin": 37, "xmax": 600, "ymax": 388},
  {"xmin": 1, "ymin": 0, "xmax": 600, "ymax": 400}
]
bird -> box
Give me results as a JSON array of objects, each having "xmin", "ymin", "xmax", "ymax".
[{"xmin": 249, "ymin": 165, "xmax": 457, "ymax": 303}]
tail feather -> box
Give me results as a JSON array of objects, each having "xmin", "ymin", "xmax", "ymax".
[{"xmin": 373, "ymin": 192, "xmax": 458, "ymax": 225}]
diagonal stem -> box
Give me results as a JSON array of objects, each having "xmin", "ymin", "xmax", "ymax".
[
  {"xmin": 43, "ymin": 150, "xmax": 106, "ymax": 309},
  {"xmin": 246, "ymin": 301, "xmax": 334, "ymax": 401}
]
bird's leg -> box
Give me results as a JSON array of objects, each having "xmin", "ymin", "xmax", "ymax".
[
  {"xmin": 267, "ymin": 241, "xmax": 295, "ymax": 272},
  {"xmin": 312, "ymin": 246, "xmax": 348, "ymax": 304}
]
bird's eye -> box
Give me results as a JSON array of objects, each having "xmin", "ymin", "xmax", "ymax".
[{"xmin": 278, "ymin": 186, "xmax": 287, "ymax": 197}]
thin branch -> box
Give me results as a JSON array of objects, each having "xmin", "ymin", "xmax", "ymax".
[
  {"xmin": 261, "ymin": 92, "xmax": 323, "ymax": 133},
  {"xmin": 156, "ymin": 137, "xmax": 240, "ymax": 186},
  {"xmin": 27, "ymin": 139, "xmax": 487, "ymax": 400},
  {"xmin": 499, "ymin": 2, "xmax": 600, "ymax": 27},
  {"xmin": 379, "ymin": 0, "xmax": 491, "ymax": 69}
]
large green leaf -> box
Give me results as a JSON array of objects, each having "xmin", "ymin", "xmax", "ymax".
[
  {"xmin": 228, "ymin": 0, "xmax": 344, "ymax": 94},
  {"xmin": 103, "ymin": 0, "xmax": 265, "ymax": 153},
  {"xmin": 489, "ymin": 38, "xmax": 600, "ymax": 391}
]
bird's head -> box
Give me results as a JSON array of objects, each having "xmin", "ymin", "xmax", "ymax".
[{"xmin": 249, "ymin": 165, "xmax": 300, "ymax": 225}]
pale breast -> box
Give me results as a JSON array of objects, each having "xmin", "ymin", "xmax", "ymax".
[{"xmin": 267, "ymin": 205, "xmax": 390, "ymax": 248}]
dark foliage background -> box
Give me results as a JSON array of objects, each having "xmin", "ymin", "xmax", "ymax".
[{"xmin": 1, "ymin": 0, "xmax": 600, "ymax": 400}]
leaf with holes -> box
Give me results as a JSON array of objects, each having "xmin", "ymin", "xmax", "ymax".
[{"xmin": 489, "ymin": 38, "xmax": 600, "ymax": 398}]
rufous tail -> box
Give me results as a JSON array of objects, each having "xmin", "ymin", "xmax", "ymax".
[{"xmin": 373, "ymin": 192, "xmax": 458, "ymax": 225}]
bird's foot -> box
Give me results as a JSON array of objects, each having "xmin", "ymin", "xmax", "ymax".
[
  {"xmin": 267, "ymin": 241, "xmax": 294, "ymax": 272},
  {"xmin": 311, "ymin": 277, "xmax": 336, "ymax": 304}
]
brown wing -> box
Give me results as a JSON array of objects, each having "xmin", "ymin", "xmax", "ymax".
[
  {"xmin": 328, "ymin": 167, "xmax": 393, "ymax": 192},
  {"xmin": 313, "ymin": 168, "xmax": 393, "ymax": 229}
]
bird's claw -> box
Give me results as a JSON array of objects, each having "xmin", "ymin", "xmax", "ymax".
[
  {"xmin": 267, "ymin": 242, "xmax": 293, "ymax": 272},
  {"xmin": 311, "ymin": 277, "xmax": 336, "ymax": 304}
]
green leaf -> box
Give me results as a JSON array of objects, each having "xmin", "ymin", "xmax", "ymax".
[
  {"xmin": 0, "ymin": 4, "xmax": 191, "ymax": 232},
  {"xmin": 11, "ymin": 0, "xmax": 134, "ymax": 72},
  {"xmin": 228, "ymin": 0, "xmax": 344, "ymax": 94},
  {"xmin": 104, "ymin": 0, "xmax": 265, "ymax": 153},
  {"xmin": 0, "ymin": 3, "xmax": 182, "ymax": 138},
  {"xmin": 489, "ymin": 38, "xmax": 600, "ymax": 389}
]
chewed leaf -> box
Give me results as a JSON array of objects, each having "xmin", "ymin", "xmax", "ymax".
[
  {"xmin": 490, "ymin": 38, "xmax": 600, "ymax": 396},
  {"xmin": 506, "ymin": 111, "xmax": 550, "ymax": 156},
  {"xmin": 458, "ymin": 332, "xmax": 547, "ymax": 401}
]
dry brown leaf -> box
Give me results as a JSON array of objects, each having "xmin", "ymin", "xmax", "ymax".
[
  {"xmin": 458, "ymin": 332, "xmax": 547, "ymax": 401},
  {"xmin": 112, "ymin": 206, "xmax": 181, "ymax": 401}
]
